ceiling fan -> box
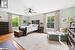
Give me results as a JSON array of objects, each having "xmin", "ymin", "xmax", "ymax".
[{"xmin": 24, "ymin": 8, "xmax": 37, "ymax": 14}]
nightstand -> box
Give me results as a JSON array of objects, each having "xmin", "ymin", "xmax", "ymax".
[{"xmin": 38, "ymin": 26, "xmax": 44, "ymax": 33}]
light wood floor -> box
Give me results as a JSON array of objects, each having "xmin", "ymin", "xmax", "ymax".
[{"xmin": 13, "ymin": 33, "xmax": 69, "ymax": 50}]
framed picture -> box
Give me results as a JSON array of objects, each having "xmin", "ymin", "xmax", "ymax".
[{"xmin": 70, "ymin": 22, "xmax": 75, "ymax": 28}]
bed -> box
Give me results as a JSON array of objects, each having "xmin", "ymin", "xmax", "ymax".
[{"xmin": 19, "ymin": 20, "xmax": 40, "ymax": 36}]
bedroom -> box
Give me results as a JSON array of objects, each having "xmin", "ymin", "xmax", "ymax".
[{"xmin": 0, "ymin": 0, "xmax": 75, "ymax": 50}]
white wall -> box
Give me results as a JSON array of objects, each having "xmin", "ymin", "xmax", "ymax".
[
  {"xmin": 29, "ymin": 14, "xmax": 44, "ymax": 23},
  {"xmin": 59, "ymin": 7, "xmax": 75, "ymax": 28},
  {"xmin": 0, "ymin": 11, "xmax": 8, "ymax": 22},
  {"xmin": 20, "ymin": 16, "xmax": 30, "ymax": 25}
]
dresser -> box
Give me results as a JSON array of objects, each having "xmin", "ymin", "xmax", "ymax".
[{"xmin": 38, "ymin": 26, "xmax": 44, "ymax": 33}]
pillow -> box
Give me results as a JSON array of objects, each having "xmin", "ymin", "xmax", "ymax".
[
  {"xmin": 29, "ymin": 24, "xmax": 33, "ymax": 26},
  {"xmin": 20, "ymin": 26, "xmax": 26, "ymax": 28},
  {"xmin": 29, "ymin": 24, "xmax": 38, "ymax": 27}
]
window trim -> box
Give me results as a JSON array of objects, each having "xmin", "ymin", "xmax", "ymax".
[{"xmin": 47, "ymin": 15, "xmax": 55, "ymax": 29}]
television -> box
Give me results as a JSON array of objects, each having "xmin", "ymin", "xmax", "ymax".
[{"xmin": 0, "ymin": 22, "xmax": 9, "ymax": 35}]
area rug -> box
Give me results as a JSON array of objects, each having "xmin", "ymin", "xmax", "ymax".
[{"xmin": 13, "ymin": 33, "xmax": 69, "ymax": 50}]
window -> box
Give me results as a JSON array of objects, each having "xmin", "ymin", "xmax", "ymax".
[
  {"xmin": 47, "ymin": 16, "xmax": 54, "ymax": 28},
  {"xmin": 11, "ymin": 15, "xmax": 19, "ymax": 27},
  {"xmin": 0, "ymin": 0, "xmax": 8, "ymax": 8}
]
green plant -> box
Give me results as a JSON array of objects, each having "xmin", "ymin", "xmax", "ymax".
[{"xmin": 11, "ymin": 16, "xmax": 19, "ymax": 27}]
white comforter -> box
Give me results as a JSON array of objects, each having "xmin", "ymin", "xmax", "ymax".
[
  {"xmin": 27, "ymin": 26, "xmax": 38, "ymax": 33},
  {"xmin": 20, "ymin": 24, "xmax": 38, "ymax": 33}
]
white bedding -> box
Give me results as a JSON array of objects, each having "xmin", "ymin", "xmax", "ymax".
[
  {"xmin": 27, "ymin": 24, "xmax": 38, "ymax": 33},
  {"xmin": 20, "ymin": 24, "xmax": 38, "ymax": 33}
]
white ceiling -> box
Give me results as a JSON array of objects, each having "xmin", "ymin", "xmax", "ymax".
[{"xmin": 0, "ymin": 0, "xmax": 75, "ymax": 16}]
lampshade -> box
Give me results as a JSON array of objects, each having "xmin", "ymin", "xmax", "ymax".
[{"xmin": 67, "ymin": 16, "xmax": 73, "ymax": 23}]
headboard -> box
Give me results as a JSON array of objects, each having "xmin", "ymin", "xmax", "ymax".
[{"xmin": 32, "ymin": 20, "xmax": 40, "ymax": 24}]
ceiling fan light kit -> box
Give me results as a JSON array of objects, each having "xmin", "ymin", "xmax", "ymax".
[{"xmin": 24, "ymin": 8, "xmax": 37, "ymax": 14}]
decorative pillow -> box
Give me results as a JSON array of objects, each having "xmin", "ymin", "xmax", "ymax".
[{"xmin": 29, "ymin": 24, "xmax": 38, "ymax": 27}]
